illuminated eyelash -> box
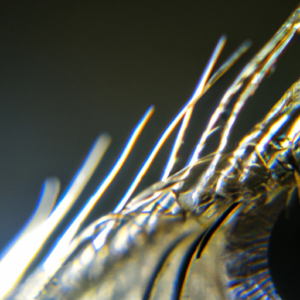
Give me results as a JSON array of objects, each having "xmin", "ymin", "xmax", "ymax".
[{"xmin": 0, "ymin": 6, "xmax": 300, "ymax": 300}]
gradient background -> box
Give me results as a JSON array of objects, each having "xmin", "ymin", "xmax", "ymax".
[{"xmin": 0, "ymin": 1, "xmax": 299, "ymax": 298}]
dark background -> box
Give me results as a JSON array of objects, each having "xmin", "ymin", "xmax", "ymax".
[{"xmin": 0, "ymin": 1, "xmax": 299, "ymax": 298}]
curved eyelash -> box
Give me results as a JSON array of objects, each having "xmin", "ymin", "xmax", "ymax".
[{"xmin": 0, "ymin": 5, "xmax": 300, "ymax": 300}]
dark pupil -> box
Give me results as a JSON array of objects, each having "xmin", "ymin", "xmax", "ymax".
[{"xmin": 269, "ymin": 192, "xmax": 300, "ymax": 300}]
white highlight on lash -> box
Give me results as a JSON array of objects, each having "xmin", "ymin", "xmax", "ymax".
[
  {"xmin": 43, "ymin": 106, "xmax": 154, "ymax": 277},
  {"xmin": 0, "ymin": 32, "xmax": 251, "ymax": 299},
  {"xmin": 161, "ymin": 36, "xmax": 226, "ymax": 180},
  {"xmin": 1, "ymin": 8, "xmax": 297, "ymax": 296},
  {"xmin": 0, "ymin": 134, "xmax": 111, "ymax": 299}
]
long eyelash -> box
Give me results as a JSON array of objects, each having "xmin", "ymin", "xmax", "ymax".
[{"xmin": 0, "ymin": 5, "xmax": 300, "ymax": 300}]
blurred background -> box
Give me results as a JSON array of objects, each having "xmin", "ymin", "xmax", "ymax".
[{"xmin": 0, "ymin": 1, "xmax": 299, "ymax": 298}]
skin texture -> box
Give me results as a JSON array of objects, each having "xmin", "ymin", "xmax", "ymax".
[{"xmin": 0, "ymin": 2, "xmax": 300, "ymax": 300}]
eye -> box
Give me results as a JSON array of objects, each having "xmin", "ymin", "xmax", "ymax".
[
  {"xmin": 269, "ymin": 189, "xmax": 300, "ymax": 300},
  {"xmin": 0, "ymin": 4, "xmax": 300, "ymax": 300}
]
